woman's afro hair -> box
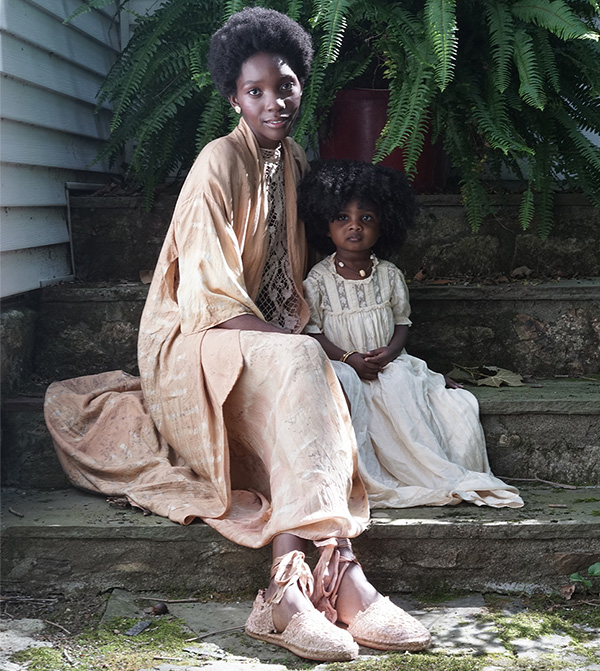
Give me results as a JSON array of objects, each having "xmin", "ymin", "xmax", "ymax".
[
  {"xmin": 298, "ymin": 159, "xmax": 417, "ymax": 258},
  {"xmin": 208, "ymin": 7, "xmax": 313, "ymax": 99}
]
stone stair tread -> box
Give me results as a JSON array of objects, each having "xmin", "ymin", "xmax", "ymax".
[
  {"xmin": 3, "ymin": 485, "xmax": 599, "ymax": 596},
  {"xmin": 3, "ymin": 484, "xmax": 599, "ymax": 538},
  {"xmin": 4, "ymin": 377, "xmax": 599, "ymax": 413}
]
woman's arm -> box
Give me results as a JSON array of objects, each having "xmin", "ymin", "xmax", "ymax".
[{"xmin": 217, "ymin": 314, "xmax": 289, "ymax": 334}]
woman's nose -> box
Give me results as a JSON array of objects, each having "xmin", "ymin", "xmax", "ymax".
[{"xmin": 266, "ymin": 95, "xmax": 285, "ymax": 111}]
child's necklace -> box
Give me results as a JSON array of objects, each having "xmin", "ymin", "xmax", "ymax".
[{"xmin": 335, "ymin": 253, "xmax": 374, "ymax": 278}]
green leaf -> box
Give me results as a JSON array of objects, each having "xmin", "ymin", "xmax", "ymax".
[
  {"xmin": 513, "ymin": 28, "xmax": 546, "ymax": 109},
  {"xmin": 485, "ymin": 0, "xmax": 515, "ymax": 93},
  {"xmin": 425, "ymin": 0, "xmax": 458, "ymax": 91},
  {"xmin": 512, "ymin": 0, "xmax": 600, "ymax": 41},
  {"xmin": 570, "ymin": 572, "xmax": 593, "ymax": 589},
  {"xmin": 518, "ymin": 185, "xmax": 535, "ymax": 230},
  {"xmin": 588, "ymin": 562, "xmax": 600, "ymax": 576}
]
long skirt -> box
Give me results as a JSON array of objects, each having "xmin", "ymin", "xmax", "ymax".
[{"xmin": 44, "ymin": 331, "xmax": 369, "ymax": 548}]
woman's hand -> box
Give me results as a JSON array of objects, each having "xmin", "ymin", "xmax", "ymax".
[{"xmin": 347, "ymin": 352, "xmax": 382, "ymax": 380}]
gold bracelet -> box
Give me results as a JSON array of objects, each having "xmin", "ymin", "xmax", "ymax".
[{"xmin": 340, "ymin": 350, "xmax": 358, "ymax": 364}]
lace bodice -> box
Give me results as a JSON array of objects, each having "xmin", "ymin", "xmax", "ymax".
[{"xmin": 255, "ymin": 146, "xmax": 301, "ymax": 332}]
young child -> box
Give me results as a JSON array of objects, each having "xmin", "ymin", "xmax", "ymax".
[{"xmin": 299, "ymin": 160, "xmax": 523, "ymax": 509}]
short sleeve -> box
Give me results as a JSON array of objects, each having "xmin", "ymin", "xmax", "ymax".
[
  {"xmin": 390, "ymin": 267, "xmax": 412, "ymax": 326},
  {"xmin": 302, "ymin": 274, "xmax": 324, "ymax": 334}
]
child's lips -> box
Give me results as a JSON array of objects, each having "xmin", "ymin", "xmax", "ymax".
[{"xmin": 346, "ymin": 234, "xmax": 362, "ymax": 242}]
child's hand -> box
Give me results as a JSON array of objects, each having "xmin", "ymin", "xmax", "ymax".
[
  {"xmin": 346, "ymin": 352, "xmax": 382, "ymax": 380},
  {"xmin": 363, "ymin": 347, "xmax": 395, "ymax": 368},
  {"xmin": 444, "ymin": 375, "xmax": 464, "ymax": 389}
]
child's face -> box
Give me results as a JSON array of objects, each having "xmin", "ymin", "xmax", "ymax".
[
  {"xmin": 328, "ymin": 199, "xmax": 380, "ymax": 255},
  {"xmin": 230, "ymin": 52, "xmax": 302, "ymax": 149}
]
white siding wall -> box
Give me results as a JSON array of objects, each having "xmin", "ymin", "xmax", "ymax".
[{"xmin": 0, "ymin": 0, "xmax": 121, "ymax": 297}]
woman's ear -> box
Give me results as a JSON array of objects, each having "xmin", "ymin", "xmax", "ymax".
[{"xmin": 229, "ymin": 96, "xmax": 241, "ymax": 115}]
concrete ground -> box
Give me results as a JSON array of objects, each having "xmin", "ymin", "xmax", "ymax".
[{"xmin": 2, "ymin": 585, "xmax": 599, "ymax": 671}]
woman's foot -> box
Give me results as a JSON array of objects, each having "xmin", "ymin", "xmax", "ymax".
[
  {"xmin": 245, "ymin": 549, "xmax": 359, "ymax": 661},
  {"xmin": 264, "ymin": 577, "xmax": 314, "ymax": 631},
  {"xmin": 312, "ymin": 539, "xmax": 431, "ymax": 652}
]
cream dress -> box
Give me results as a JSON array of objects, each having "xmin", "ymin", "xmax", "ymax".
[{"xmin": 303, "ymin": 254, "xmax": 524, "ymax": 509}]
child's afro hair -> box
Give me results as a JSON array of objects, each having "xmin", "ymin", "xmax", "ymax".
[
  {"xmin": 208, "ymin": 7, "xmax": 313, "ymax": 99},
  {"xmin": 298, "ymin": 159, "xmax": 417, "ymax": 258}
]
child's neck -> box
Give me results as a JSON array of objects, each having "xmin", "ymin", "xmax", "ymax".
[{"xmin": 334, "ymin": 249, "xmax": 374, "ymax": 279}]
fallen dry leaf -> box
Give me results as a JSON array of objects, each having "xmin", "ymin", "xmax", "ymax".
[{"xmin": 561, "ymin": 584, "xmax": 576, "ymax": 600}]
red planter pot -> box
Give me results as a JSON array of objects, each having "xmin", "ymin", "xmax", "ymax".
[{"xmin": 318, "ymin": 88, "xmax": 447, "ymax": 193}]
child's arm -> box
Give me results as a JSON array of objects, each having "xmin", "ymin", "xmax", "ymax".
[{"xmin": 307, "ymin": 333, "xmax": 382, "ymax": 380}]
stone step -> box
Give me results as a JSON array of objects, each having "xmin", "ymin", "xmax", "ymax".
[
  {"xmin": 32, "ymin": 279, "xmax": 600, "ymax": 380},
  {"xmin": 69, "ymin": 193, "xmax": 600, "ymax": 282},
  {"xmin": 2, "ymin": 380, "xmax": 599, "ymax": 491},
  {"xmin": 2, "ymin": 485, "xmax": 599, "ymax": 596}
]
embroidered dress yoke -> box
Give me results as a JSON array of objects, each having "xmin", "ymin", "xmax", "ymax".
[{"xmin": 303, "ymin": 255, "xmax": 524, "ymax": 510}]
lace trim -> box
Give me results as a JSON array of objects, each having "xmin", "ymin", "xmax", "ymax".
[{"xmin": 255, "ymin": 146, "xmax": 301, "ymax": 332}]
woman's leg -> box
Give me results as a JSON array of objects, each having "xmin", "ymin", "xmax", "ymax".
[
  {"xmin": 332, "ymin": 540, "xmax": 382, "ymax": 624},
  {"xmin": 265, "ymin": 533, "xmax": 313, "ymax": 631}
]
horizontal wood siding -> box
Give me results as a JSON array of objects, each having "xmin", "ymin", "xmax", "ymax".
[{"xmin": 0, "ymin": 0, "xmax": 120, "ymax": 297}]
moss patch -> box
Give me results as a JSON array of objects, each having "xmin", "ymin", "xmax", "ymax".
[{"xmin": 12, "ymin": 616, "xmax": 194, "ymax": 671}]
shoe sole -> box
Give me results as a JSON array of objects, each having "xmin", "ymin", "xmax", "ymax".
[{"xmin": 245, "ymin": 627, "xmax": 359, "ymax": 661}]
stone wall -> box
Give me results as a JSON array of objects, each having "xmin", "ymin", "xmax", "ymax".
[{"xmin": 70, "ymin": 193, "xmax": 600, "ymax": 282}]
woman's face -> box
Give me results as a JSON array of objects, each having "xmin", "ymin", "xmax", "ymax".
[{"xmin": 230, "ymin": 52, "xmax": 302, "ymax": 148}]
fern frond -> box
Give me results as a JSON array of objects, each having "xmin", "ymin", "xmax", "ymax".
[
  {"xmin": 65, "ymin": 0, "xmax": 124, "ymax": 22},
  {"xmin": 222, "ymin": 0, "xmax": 246, "ymax": 22},
  {"xmin": 471, "ymin": 76, "xmax": 533, "ymax": 154},
  {"xmin": 513, "ymin": 28, "xmax": 546, "ymax": 109},
  {"xmin": 373, "ymin": 60, "xmax": 436, "ymax": 162},
  {"xmin": 518, "ymin": 184, "xmax": 535, "ymax": 230},
  {"xmin": 485, "ymin": 0, "xmax": 515, "ymax": 93},
  {"xmin": 425, "ymin": 0, "xmax": 458, "ymax": 90},
  {"xmin": 311, "ymin": 0, "xmax": 353, "ymax": 64},
  {"xmin": 554, "ymin": 104, "xmax": 600, "ymax": 173},
  {"xmin": 512, "ymin": 0, "xmax": 599, "ymax": 41},
  {"xmin": 195, "ymin": 91, "xmax": 229, "ymax": 151},
  {"xmin": 532, "ymin": 29, "xmax": 560, "ymax": 92}
]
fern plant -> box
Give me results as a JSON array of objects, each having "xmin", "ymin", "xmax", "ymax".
[{"xmin": 78, "ymin": 0, "xmax": 600, "ymax": 235}]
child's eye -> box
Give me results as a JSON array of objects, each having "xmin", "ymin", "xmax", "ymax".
[
  {"xmin": 248, "ymin": 88, "xmax": 261, "ymax": 96},
  {"xmin": 335, "ymin": 214, "xmax": 348, "ymax": 222},
  {"xmin": 362, "ymin": 214, "xmax": 373, "ymax": 222},
  {"xmin": 281, "ymin": 81, "xmax": 294, "ymax": 91}
]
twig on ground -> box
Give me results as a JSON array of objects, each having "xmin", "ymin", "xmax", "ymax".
[
  {"xmin": 8, "ymin": 507, "xmax": 24, "ymax": 518},
  {"xmin": 184, "ymin": 626, "xmax": 244, "ymax": 641},
  {"xmin": 62, "ymin": 648, "xmax": 74, "ymax": 665},
  {"xmin": 137, "ymin": 597, "xmax": 205, "ymax": 603},
  {"xmin": 498, "ymin": 476, "xmax": 578, "ymax": 490},
  {"xmin": 0, "ymin": 596, "xmax": 58, "ymax": 603},
  {"xmin": 44, "ymin": 619, "xmax": 72, "ymax": 635}
]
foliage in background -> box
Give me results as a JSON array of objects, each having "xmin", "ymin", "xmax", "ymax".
[{"xmin": 75, "ymin": 0, "xmax": 600, "ymax": 235}]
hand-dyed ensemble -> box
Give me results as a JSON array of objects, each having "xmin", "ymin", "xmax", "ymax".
[{"xmin": 45, "ymin": 119, "xmax": 369, "ymax": 547}]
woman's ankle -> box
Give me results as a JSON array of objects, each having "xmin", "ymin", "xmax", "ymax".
[
  {"xmin": 268, "ymin": 580, "xmax": 313, "ymax": 631},
  {"xmin": 334, "ymin": 564, "xmax": 382, "ymax": 625}
]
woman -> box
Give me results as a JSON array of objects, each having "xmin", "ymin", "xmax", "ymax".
[{"xmin": 45, "ymin": 8, "xmax": 430, "ymax": 660}]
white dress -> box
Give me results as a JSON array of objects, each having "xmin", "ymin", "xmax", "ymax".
[{"xmin": 303, "ymin": 255, "xmax": 524, "ymax": 509}]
